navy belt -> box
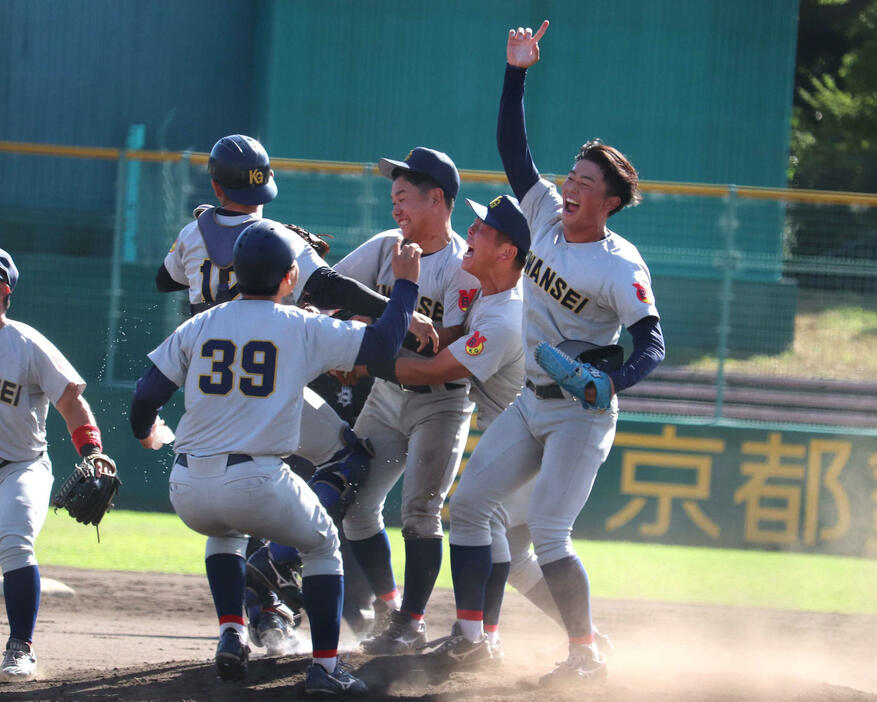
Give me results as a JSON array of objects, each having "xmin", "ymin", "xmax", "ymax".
[
  {"xmin": 401, "ymin": 383, "xmax": 466, "ymax": 394},
  {"xmin": 175, "ymin": 453, "xmax": 252, "ymax": 467},
  {"xmin": 525, "ymin": 379, "xmax": 565, "ymax": 400},
  {"xmin": 0, "ymin": 458, "xmax": 11, "ymax": 468}
]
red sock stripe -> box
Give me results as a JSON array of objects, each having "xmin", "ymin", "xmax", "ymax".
[
  {"xmin": 406, "ymin": 611, "xmax": 424, "ymax": 622},
  {"xmin": 313, "ymin": 649, "xmax": 338, "ymax": 659},
  {"xmin": 456, "ymin": 609, "xmax": 483, "ymax": 621},
  {"xmin": 219, "ymin": 615, "xmax": 245, "ymax": 626},
  {"xmin": 570, "ymin": 634, "xmax": 595, "ymax": 645},
  {"xmin": 484, "ymin": 624, "xmax": 499, "ymax": 633},
  {"xmin": 378, "ymin": 589, "xmax": 399, "ymax": 602}
]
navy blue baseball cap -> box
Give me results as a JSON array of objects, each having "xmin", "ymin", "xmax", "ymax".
[
  {"xmin": 466, "ymin": 195, "xmax": 530, "ymax": 254},
  {"xmin": 378, "ymin": 147, "xmax": 460, "ymax": 199},
  {"xmin": 0, "ymin": 248, "xmax": 18, "ymax": 293},
  {"xmin": 208, "ymin": 134, "xmax": 278, "ymax": 206}
]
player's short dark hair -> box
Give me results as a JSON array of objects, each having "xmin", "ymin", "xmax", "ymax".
[
  {"xmin": 392, "ymin": 168, "xmax": 455, "ymax": 211},
  {"xmin": 494, "ymin": 230, "xmax": 527, "ymax": 270},
  {"xmin": 574, "ymin": 140, "xmax": 641, "ymax": 216}
]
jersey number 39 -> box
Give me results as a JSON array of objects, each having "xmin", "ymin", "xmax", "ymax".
[{"xmin": 198, "ymin": 339, "xmax": 277, "ymax": 397}]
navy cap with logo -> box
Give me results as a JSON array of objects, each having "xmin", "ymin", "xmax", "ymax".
[
  {"xmin": 378, "ymin": 147, "xmax": 460, "ymax": 200},
  {"xmin": 466, "ymin": 195, "xmax": 530, "ymax": 255},
  {"xmin": 0, "ymin": 248, "xmax": 18, "ymax": 293},
  {"xmin": 208, "ymin": 134, "xmax": 278, "ymax": 206}
]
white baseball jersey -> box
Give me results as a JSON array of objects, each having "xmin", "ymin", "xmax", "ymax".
[
  {"xmin": 334, "ymin": 230, "xmax": 480, "ymax": 361},
  {"xmin": 447, "ymin": 284, "xmax": 524, "ymax": 429},
  {"xmin": 0, "ymin": 320, "xmax": 84, "ymax": 462},
  {"xmin": 520, "ymin": 178, "xmax": 659, "ymax": 386},
  {"xmin": 164, "ymin": 211, "xmax": 327, "ymax": 306},
  {"xmin": 147, "ymin": 300, "xmax": 365, "ymax": 456}
]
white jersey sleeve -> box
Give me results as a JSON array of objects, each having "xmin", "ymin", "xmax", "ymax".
[
  {"xmin": 0, "ymin": 320, "xmax": 85, "ymax": 462},
  {"xmin": 163, "ymin": 221, "xmax": 196, "ymax": 288},
  {"xmin": 520, "ymin": 178, "xmax": 563, "ymax": 242},
  {"xmin": 291, "ymin": 234, "xmax": 329, "ymax": 304},
  {"xmin": 333, "ymin": 232, "xmax": 396, "ymax": 291}
]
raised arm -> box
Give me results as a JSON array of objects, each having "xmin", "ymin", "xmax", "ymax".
[{"xmin": 498, "ymin": 21, "xmax": 549, "ymax": 201}]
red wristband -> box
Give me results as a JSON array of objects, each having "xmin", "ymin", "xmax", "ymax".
[{"xmin": 71, "ymin": 424, "xmax": 102, "ymax": 456}]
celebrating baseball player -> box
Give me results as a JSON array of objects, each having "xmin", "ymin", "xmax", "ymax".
[
  {"xmin": 131, "ymin": 220, "xmax": 422, "ymax": 694},
  {"xmin": 436, "ymin": 21, "xmax": 666, "ymax": 687},
  {"xmin": 0, "ymin": 249, "xmax": 119, "ymax": 682},
  {"xmin": 332, "ymin": 147, "xmax": 481, "ymax": 653},
  {"xmin": 155, "ymin": 134, "xmax": 433, "ymax": 651}
]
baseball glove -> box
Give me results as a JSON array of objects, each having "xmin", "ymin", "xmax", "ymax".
[
  {"xmin": 284, "ymin": 223, "xmax": 331, "ymax": 258},
  {"xmin": 534, "ymin": 341, "xmax": 613, "ymax": 411},
  {"xmin": 51, "ymin": 454, "xmax": 121, "ymax": 527}
]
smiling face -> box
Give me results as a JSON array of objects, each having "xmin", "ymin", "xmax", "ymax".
[
  {"xmin": 560, "ymin": 159, "xmax": 620, "ymax": 238},
  {"xmin": 463, "ymin": 217, "xmax": 505, "ymax": 277},
  {"xmin": 390, "ymin": 176, "xmax": 440, "ymax": 241}
]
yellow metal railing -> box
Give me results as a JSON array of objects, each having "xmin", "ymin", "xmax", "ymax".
[{"xmin": 3, "ymin": 140, "xmax": 877, "ymax": 207}]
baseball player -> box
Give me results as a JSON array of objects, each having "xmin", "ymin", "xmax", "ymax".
[
  {"xmin": 155, "ymin": 134, "xmax": 434, "ymax": 649},
  {"xmin": 332, "ymin": 147, "xmax": 481, "ymax": 653},
  {"xmin": 130, "ymin": 220, "xmax": 422, "ymax": 694},
  {"xmin": 0, "ymin": 249, "xmax": 117, "ymax": 682},
  {"xmin": 436, "ymin": 21, "xmax": 666, "ymax": 687}
]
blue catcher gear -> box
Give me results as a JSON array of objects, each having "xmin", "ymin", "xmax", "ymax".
[
  {"xmin": 232, "ymin": 219, "xmax": 295, "ymax": 295},
  {"xmin": 308, "ymin": 427, "xmax": 375, "ymax": 522},
  {"xmin": 208, "ymin": 134, "xmax": 278, "ymax": 206},
  {"xmin": 534, "ymin": 342, "xmax": 613, "ymax": 411}
]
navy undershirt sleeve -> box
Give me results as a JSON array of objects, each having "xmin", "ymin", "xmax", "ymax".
[
  {"xmin": 302, "ymin": 266, "xmax": 389, "ymax": 318},
  {"xmin": 155, "ymin": 264, "xmax": 188, "ymax": 292},
  {"xmin": 130, "ymin": 365, "xmax": 179, "ymax": 439},
  {"xmin": 355, "ymin": 279, "xmax": 418, "ymax": 365},
  {"xmin": 609, "ymin": 316, "xmax": 665, "ymax": 392},
  {"xmin": 497, "ymin": 64, "xmax": 540, "ymax": 202}
]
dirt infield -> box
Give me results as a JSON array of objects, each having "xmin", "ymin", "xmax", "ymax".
[{"xmin": 2, "ymin": 566, "xmax": 875, "ymax": 701}]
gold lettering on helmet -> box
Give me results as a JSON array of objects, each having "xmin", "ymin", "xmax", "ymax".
[
  {"xmin": 489, "ymin": 196, "xmax": 503, "ymax": 208},
  {"xmin": 404, "ymin": 150, "xmax": 414, "ymax": 162},
  {"xmin": 249, "ymin": 169, "xmax": 264, "ymax": 185}
]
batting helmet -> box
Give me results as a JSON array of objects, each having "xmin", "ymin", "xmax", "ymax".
[
  {"xmin": 208, "ymin": 134, "xmax": 278, "ymax": 206},
  {"xmin": 233, "ymin": 219, "xmax": 294, "ymax": 295}
]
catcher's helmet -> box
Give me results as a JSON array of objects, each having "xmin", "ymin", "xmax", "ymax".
[
  {"xmin": 233, "ymin": 219, "xmax": 295, "ymax": 295},
  {"xmin": 208, "ymin": 134, "xmax": 278, "ymax": 206}
]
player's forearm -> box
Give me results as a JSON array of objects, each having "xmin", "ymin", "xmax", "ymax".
[
  {"xmin": 130, "ymin": 365, "xmax": 179, "ymax": 439},
  {"xmin": 498, "ymin": 64, "xmax": 540, "ymax": 201},
  {"xmin": 55, "ymin": 383, "xmax": 94, "ymax": 433},
  {"xmin": 354, "ymin": 279, "xmax": 418, "ymax": 366},
  {"xmin": 302, "ymin": 266, "xmax": 389, "ymax": 318},
  {"xmin": 155, "ymin": 264, "xmax": 188, "ymax": 293},
  {"xmin": 609, "ymin": 316, "xmax": 665, "ymax": 393}
]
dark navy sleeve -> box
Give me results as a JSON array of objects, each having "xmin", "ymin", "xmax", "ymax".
[
  {"xmin": 155, "ymin": 264, "xmax": 188, "ymax": 292},
  {"xmin": 130, "ymin": 365, "xmax": 179, "ymax": 439},
  {"xmin": 609, "ymin": 316, "xmax": 665, "ymax": 393},
  {"xmin": 497, "ymin": 64, "xmax": 540, "ymax": 202},
  {"xmin": 301, "ymin": 266, "xmax": 389, "ymax": 318},
  {"xmin": 354, "ymin": 280, "xmax": 417, "ymax": 365}
]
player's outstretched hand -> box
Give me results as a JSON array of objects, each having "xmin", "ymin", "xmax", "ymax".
[
  {"xmin": 507, "ymin": 20, "xmax": 549, "ymax": 69},
  {"xmin": 392, "ymin": 239, "xmax": 422, "ymax": 283}
]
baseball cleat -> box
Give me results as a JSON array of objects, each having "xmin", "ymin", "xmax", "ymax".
[
  {"xmin": 539, "ymin": 642, "xmax": 608, "ymax": 687},
  {"xmin": 487, "ymin": 637, "xmax": 504, "ymax": 664},
  {"xmin": 304, "ymin": 660, "xmax": 368, "ymax": 697},
  {"xmin": 418, "ymin": 625, "xmax": 492, "ymax": 680},
  {"xmin": 360, "ymin": 609, "xmax": 427, "ymax": 654},
  {"xmin": 0, "ymin": 637, "xmax": 37, "ymax": 682},
  {"xmin": 215, "ymin": 629, "xmax": 249, "ymax": 681},
  {"xmin": 256, "ymin": 607, "xmax": 305, "ymax": 656}
]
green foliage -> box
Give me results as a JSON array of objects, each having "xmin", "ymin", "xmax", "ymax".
[
  {"xmin": 791, "ymin": 0, "xmax": 877, "ymax": 191},
  {"xmin": 36, "ymin": 510, "xmax": 877, "ymax": 614}
]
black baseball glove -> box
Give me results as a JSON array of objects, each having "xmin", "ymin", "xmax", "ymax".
[
  {"xmin": 284, "ymin": 223, "xmax": 332, "ymax": 258},
  {"xmin": 51, "ymin": 454, "xmax": 121, "ymax": 526}
]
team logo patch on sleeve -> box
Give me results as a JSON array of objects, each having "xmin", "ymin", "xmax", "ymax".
[
  {"xmin": 458, "ymin": 288, "xmax": 477, "ymax": 311},
  {"xmin": 465, "ymin": 331, "xmax": 487, "ymax": 356},
  {"xmin": 633, "ymin": 282, "xmax": 653, "ymax": 304}
]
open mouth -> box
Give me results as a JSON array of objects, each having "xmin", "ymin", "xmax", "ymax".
[
  {"xmin": 463, "ymin": 246, "xmax": 474, "ymax": 258},
  {"xmin": 563, "ymin": 198, "xmax": 580, "ymax": 215}
]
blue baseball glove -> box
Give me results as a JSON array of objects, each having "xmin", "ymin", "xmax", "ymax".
[{"xmin": 534, "ymin": 342, "xmax": 613, "ymax": 410}]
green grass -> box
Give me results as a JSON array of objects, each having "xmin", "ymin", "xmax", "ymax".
[{"xmin": 37, "ymin": 510, "xmax": 877, "ymax": 615}]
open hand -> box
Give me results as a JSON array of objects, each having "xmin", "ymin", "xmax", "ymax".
[{"xmin": 507, "ymin": 20, "xmax": 549, "ymax": 69}]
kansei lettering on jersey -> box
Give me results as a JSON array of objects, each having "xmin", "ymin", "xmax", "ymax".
[
  {"xmin": 0, "ymin": 378, "xmax": 22, "ymax": 407},
  {"xmin": 465, "ymin": 331, "xmax": 486, "ymax": 356},
  {"xmin": 377, "ymin": 283, "xmax": 444, "ymax": 324},
  {"xmin": 523, "ymin": 252, "xmax": 589, "ymax": 314}
]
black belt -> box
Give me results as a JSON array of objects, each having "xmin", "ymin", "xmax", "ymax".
[
  {"xmin": 175, "ymin": 453, "xmax": 252, "ymax": 467},
  {"xmin": 525, "ymin": 379, "xmax": 565, "ymax": 400},
  {"xmin": 0, "ymin": 458, "xmax": 11, "ymax": 468},
  {"xmin": 401, "ymin": 383, "xmax": 466, "ymax": 394}
]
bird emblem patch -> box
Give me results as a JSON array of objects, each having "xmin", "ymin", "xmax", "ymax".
[
  {"xmin": 465, "ymin": 331, "xmax": 487, "ymax": 356},
  {"xmin": 632, "ymin": 282, "xmax": 653, "ymax": 304},
  {"xmin": 458, "ymin": 288, "xmax": 477, "ymax": 311}
]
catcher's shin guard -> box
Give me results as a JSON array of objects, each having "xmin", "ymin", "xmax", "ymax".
[{"xmin": 307, "ymin": 427, "xmax": 375, "ymax": 521}]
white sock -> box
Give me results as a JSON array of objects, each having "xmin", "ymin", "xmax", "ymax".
[
  {"xmin": 313, "ymin": 656, "xmax": 337, "ymax": 673},
  {"xmin": 485, "ymin": 629, "xmax": 500, "ymax": 646},
  {"xmin": 220, "ymin": 621, "xmax": 247, "ymax": 642},
  {"xmin": 457, "ymin": 618, "xmax": 483, "ymax": 643}
]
